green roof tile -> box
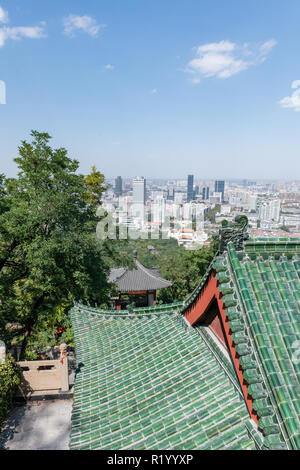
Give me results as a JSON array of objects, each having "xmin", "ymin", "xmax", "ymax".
[
  {"xmin": 69, "ymin": 307, "xmax": 257, "ymax": 450},
  {"xmin": 226, "ymin": 240, "xmax": 300, "ymax": 450},
  {"xmin": 69, "ymin": 238, "xmax": 300, "ymax": 451}
]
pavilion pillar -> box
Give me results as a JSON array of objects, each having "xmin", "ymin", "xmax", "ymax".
[
  {"xmin": 115, "ymin": 297, "xmax": 121, "ymax": 311},
  {"xmin": 147, "ymin": 291, "xmax": 156, "ymax": 306}
]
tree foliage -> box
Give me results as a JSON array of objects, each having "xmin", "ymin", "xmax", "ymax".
[
  {"xmin": 0, "ymin": 355, "xmax": 22, "ymax": 428},
  {"xmin": 204, "ymin": 204, "xmax": 221, "ymax": 223},
  {"xmin": 119, "ymin": 236, "xmax": 219, "ymax": 304},
  {"xmin": 157, "ymin": 237, "xmax": 218, "ymax": 303},
  {"xmin": 0, "ymin": 131, "xmax": 111, "ymax": 357}
]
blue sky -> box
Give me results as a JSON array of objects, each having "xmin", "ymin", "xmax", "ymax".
[{"xmin": 0, "ymin": 0, "xmax": 299, "ymax": 179}]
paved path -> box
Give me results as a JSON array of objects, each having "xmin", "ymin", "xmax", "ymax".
[{"xmin": 0, "ymin": 399, "xmax": 73, "ymax": 450}]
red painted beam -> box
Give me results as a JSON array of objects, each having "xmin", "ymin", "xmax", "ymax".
[
  {"xmin": 122, "ymin": 290, "xmax": 148, "ymax": 295},
  {"xmin": 184, "ymin": 273, "xmax": 259, "ymax": 425}
]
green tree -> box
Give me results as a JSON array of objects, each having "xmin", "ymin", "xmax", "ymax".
[
  {"xmin": 205, "ymin": 204, "xmax": 221, "ymax": 223},
  {"xmin": 158, "ymin": 237, "xmax": 218, "ymax": 303},
  {"xmin": 0, "ymin": 356, "xmax": 22, "ymax": 428},
  {"xmin": 0, "ymin": 131, "xmax": 111, "ymax": 358}
]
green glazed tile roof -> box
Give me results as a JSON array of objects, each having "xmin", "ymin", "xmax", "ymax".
[
  {"xmin": 245, "ymin": 238, "xmax": 300, "ymax": 260},
  {"xmin": 216, "ymin": 239, "xmax": 300, "ymax": 450},
  {"xmin": 69, "ymin": 238, "xmax": 300, "ymax": 450},
  {"xmin": 69, "ymin": 307, "xmax": 258, "ymax": 450}
]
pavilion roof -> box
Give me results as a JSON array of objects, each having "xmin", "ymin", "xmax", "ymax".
[{"xmin": 108, "ymin": 258, "xmax": 172, "ymax": 292}]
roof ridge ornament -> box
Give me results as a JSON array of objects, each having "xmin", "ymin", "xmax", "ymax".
[{"xmin": 218, "ymin": 215, "xmax": 249, "ymax": 254}]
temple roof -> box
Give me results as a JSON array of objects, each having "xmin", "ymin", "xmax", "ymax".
[
  {"xmin": 183, "ymin": 237, "xmax": 300, "ymax": 450},
  {"xmin": 225, "ymin": 239, "xmax": 300, "ymax": 449},
  {"xmin": 108, "ymin": 258, "xmax": 172, "ymax": 292},
  {"xmin": 69, "ymin": 306, "xmax": 260, "ymax": 450},
  {"xmin": 69, "ymin": 237, "xmax": 300, "ymax": 450}
]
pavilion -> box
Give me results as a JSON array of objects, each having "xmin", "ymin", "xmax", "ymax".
[{"xmin": 108, "ymin": 251, "xmax": 172, "ymax": 309}]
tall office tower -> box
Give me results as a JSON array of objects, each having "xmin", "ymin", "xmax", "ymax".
[
  {"xmin": 153, "ymin": 196, "xmax": 166, "ymax": 224},
  {"xmin": 133, "ymin": 176, "xmax": 146, "ymax": 204},
  {"xmin": 115, "ymin": 176, "xmax": 123, "ymax": 197},
  {"xmin": 215, "ymin": 181, "xmax": 225, "ymax": 202},
  {"xmin": 132, "ymin": 177, "xmax": 147, "ymax": 221},
  {"xmin": 167, "ymin": 186, "xmax": 175, "ymax": 201},
  {"xmin": 202, "ymin": 187, "xmax": 210, "ymax": 201},
  {"xmin": 187, "ymin": 175, "xmax": 194, "ymax": 202}
]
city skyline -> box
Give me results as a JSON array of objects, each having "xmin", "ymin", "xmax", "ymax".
[
  {"xmin": 107, "ymin": 175, "xmax": 300, "ymax": 183},
  {"xmin": 101, "ymin": 171, "xmax": 300, "ymax": 247},
  {"xmin": 0, "ymin": 0, "xmax": 300, "ymax": 179}
]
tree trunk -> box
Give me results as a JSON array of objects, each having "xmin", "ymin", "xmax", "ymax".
[{"xmin": 19, "ymin": 294, "xmax": 46, "ymax": 360}]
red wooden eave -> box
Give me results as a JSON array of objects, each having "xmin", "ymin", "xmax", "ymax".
[{"xmin": 183, "ymin": 272, "xmax": 259, "ymax": 425}]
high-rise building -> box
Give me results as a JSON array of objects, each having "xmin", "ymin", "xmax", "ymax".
[
  {"xmin": 248, "ymin": 195, "xmax": 258, "ymax": 212},
  {"xmin": 202, "ymin": 187, "xmax": 210, "ymax": 201},
  {"xmin": 133, "ymin": 177, "xmax": 146, "ymax": 204},
  {"xmin": 152, "ymin": 196, "xmax": 166, "ymax": 224},
  {"xmin": 209, "ymin": 193, "xmax": 222, "ymax": 204},
  {"xmin": 132, "ymin": 177, "xmax": 147, "ymax": 221},
  {"xmin": 259, "ymin": 199, "xmax": 281, "ymax": 223},
  {"xmin": 215, "ymin": 181, "xmax": 225, "ymax": 202},
  {"xmin": 167, "ymin": 186, "xmax": 175, "ymax": 201},
  {"xmin": 187, "ymin": 175, "xmax": 194, "ymax": 202},
  {"xmin": 115, "ymin": 176, "xmax": 123, "ymax": 197}
]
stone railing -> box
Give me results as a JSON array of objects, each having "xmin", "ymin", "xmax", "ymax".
[{"xmin": 17, "ymin": 344, "xmax": 69, "ymax": 396}]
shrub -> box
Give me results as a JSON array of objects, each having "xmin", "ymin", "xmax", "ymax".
[{"xmin": 0, "ymin": 355, "xmax": 22, "ymax": 428}]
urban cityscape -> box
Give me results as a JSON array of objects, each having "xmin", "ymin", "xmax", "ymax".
[{"xmin": 101, "ymin": 175, "xmax": 300, "ymax": 247}]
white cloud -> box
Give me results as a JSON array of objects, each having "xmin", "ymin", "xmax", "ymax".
[
  {"xmin": 0, "ymin": 6, "xmax": 46, "ymax": 47},
  {"xmin": 0, "ymin": 6, "xmax": 9, "ymax": 23},
  {"xmin": 259, "ymin": 39, "xmax": 277, "ymax": 57},
  {"xmin": 0, "ymin": 24, "xmax": 46, "ymax": 47},
  {"xmin": 63, "ymin": 14, "xmax": 106, "ymax": 37},
  {"xmin": 279, "ymin": 81, "xmax": 300, "ymax": 112},
  {"xmin": 197, "ymin": 40, "xmax": 235, "ymax": 54},
  {"xmin": 190, "ymin": 78, "xmax": 201, "ymax": 84},
  {"xmin": 292, "ymin": 80, "xmax": 300, "ymax": 89},
  {"xmin": 185, "ymin": 39, "xmax": 277, "ymax": 80},
  {"xmin": 150, "ymin": 88, "xmax": 158, "ymax": 94},
  {"xmin": 104, "ymin": 64, "xmax": 114, "ymax": 70}
]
